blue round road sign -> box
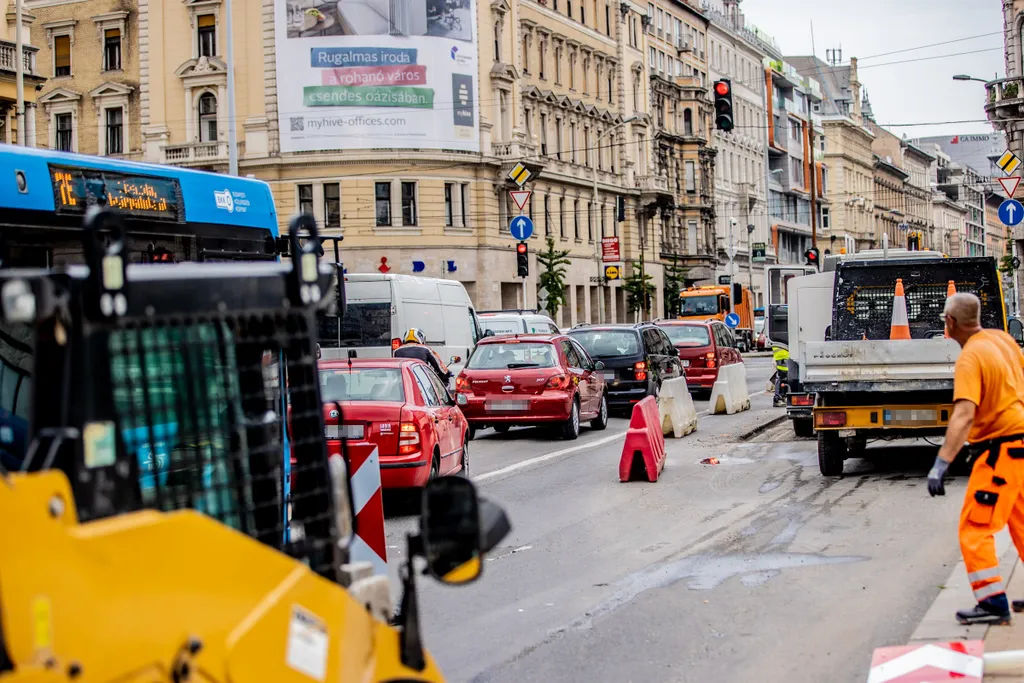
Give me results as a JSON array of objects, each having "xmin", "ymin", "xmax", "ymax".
[
  {"xmin": 999, "ymin": 199, "xmax": 1024, "ymax": 227},
  {"xmin": 510, "ymin": 215, "xmax": 534, "ymax": 241},
  {"xmin": 725, "ymin": 313, "xmax": 740, "ymax": 328}
]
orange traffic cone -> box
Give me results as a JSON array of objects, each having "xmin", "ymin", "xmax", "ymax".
[
  {"xmin": 890, "ymin": 278, "xmax": 911, "ymax": 340},
  {"xmin": 945, "ymin": 281, "xmax": 956, "ymax": 338}
]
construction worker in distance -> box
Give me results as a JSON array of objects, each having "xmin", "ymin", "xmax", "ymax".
[
  {"xmin": 928, "ymin": 293, "xmax": 1024, "ymax": 625},
  {"xmin": 772, "ymin": 345, "xmax": 790, "ymax": 407},
  {"xmin": 394, "ymin": 327, "xmax": 452, "ymax": 384}
]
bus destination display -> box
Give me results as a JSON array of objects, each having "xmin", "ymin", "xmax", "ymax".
[{"xmin": 49, "ymin": 165, "xmax": 182, "ymax": 222}]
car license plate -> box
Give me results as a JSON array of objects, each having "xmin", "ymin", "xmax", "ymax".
[
  {"xmin": 324, "ymin": 424, "xmax": 365, "ymax": 440},
  {"xmin": 681, "ymin": 360, "xmax": 690, "ymax": 367},
  {"xmin": 487, "ymin": 400, "xmax": 529, "ymax": 411},
  {"xmin": 883, "ymin": 409, "xmax": 937, "ymax": 426},
  {"xmin": 603, "ymin": 371, "xmax": 616, "ymax": 380}
]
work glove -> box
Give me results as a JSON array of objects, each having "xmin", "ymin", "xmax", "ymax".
[{"xmin": 927, "ymin": 456, "xmax": 950, "ymax": 497}]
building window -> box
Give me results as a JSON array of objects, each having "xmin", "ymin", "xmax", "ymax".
[
  {"xmin": 555, "ymin": 47, "xmax": 562, "ymax": 83},
  {"xmin": 298, "ymin": 184, "xmax": 314, "ymax": 216},
  {"xmin": 544, "ymin": 194, "xmax": 551, "ymax": 235},
  {"xmin": 540, "ymin": 112, "xmax": 548, "ymax": 155},
  {"xmin": 493, "ymin": 22, "xmax": 501, "ymax": 62},
  {"xmin": 54, "ymin": 113, "xmax": 73, "ymax": 152},
  {"xmin": 105, "ymin": 107, "xmax": 123, "ymax": 154},
  {"xmin": 444, "ymin": 183, "xmax": 454, "ymax": 226},
  {"xmin": 556, "ymin": 119, "xmax": 563, "ymax": 160},
  {"xmin": 684, "ymin": 108, "xmax": 692, "ymax": 136},
  {"xmin": 605, "ymin": 3, "xmax": 610, "ymax": 35},
  {"xmin": 570, "ymin": 122, "xmax": 577, "ymax": 163},
  {"xmin": 559, "ymin": 197, "xmax": 566, "ymax": 238},
  {"xmin": 401, "ymin": 181, "xmax": 417, "ymax": 225},
  {"xmin": 522, "ymin": 35, "xmax": 529, "ymax": 73},
  {"xmin": 569, "ymin": 53, "xmax": 576, "ymax": 89},
  {"xmin": 567, "ymin": 0, "xmax": 573, "ymax": 18},
  {"xmin": 580, "ymin": 0, "xmax": 585, "ymax": 24},
  {"xmin": 460, "ymin": 183, "xmax": 469, "ymax": 227},
  {"xmin": 198, "ymin": 92, "xmax": 218, "ymax": 142},
  {"xmin": 324, "ymin": 183, "xmax": 341, "ymax": 228},
  {"xmin": 538, "ymin": 41, "xmax": 546, "ymax": 79},
  {"xmin": 821, "ymin": 206, "xmax": 830, "ymax": 230},
  {"xmin": 375, "ymin": 182, "xmax": 391, "ymax": 226},
  {"xmin": 103, "ymin": 28, "xmax": 121, "ymax": 71},
  {"xmin": 685, "ymin": 161, "xmax": 696, "ymax": 193},
  {"xmin": 587, "ymin": 201, "xmax": 593, "ymax": 241},
  {"xmin": 574, "ymin": 199, "xmax": 580, "ymax": 240},
  {"xmin": 54, "ymin": 35, "xmax": 71, "ymax": 77},
  {"xmin": 607, "ymin": 73, "xmax": 613, "ymax": 103},
  {"xmin": 197, "ymin": 14, "xmax": 217, "ymax": 58}
]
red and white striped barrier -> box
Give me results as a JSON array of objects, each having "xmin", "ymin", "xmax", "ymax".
[
  {"xmin": 336, "ymin": 443, "xmax": 387, "ymax": 576},
  {"xmin": 867, "ymin": 641, "xmax": 1024, "ymax": 682}
]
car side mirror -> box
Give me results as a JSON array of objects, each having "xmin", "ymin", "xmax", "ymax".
[
  {"xmin": 316, "ymin": 343, "xmax": 322, "ymax": 360},
  {"xmin": 449, "ymin": 355, "xmax": 462, "ymax": 365},
  {"xmin": 482, "ymin": 329, "xmax": 495, "ymax": 338},
  {"xmin": 594, "ymin": 360, "xmax": 606, "ymax": 370},
  {"xmin": 421, "ymin": 477, "xmax": 510, "ymax": 585}
]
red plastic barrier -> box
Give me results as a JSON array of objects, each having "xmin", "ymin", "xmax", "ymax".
[{"xmin": 618, "ymin": 396, "xmax": 667, "ymax": 482}]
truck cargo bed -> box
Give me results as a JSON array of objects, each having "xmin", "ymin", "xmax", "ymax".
[{"xmin": 799, "ymin": 339, "xmax": 959, "ymax": 393}]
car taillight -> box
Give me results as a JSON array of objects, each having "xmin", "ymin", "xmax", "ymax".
[
  {"xmin": 815, "ymin": 411, "xmax": 847, "ymax": 428},
  {"xmin": 791, "ymin": 394, "xmax": 814, "ymax": 407},
  {"xmin": 706, "ymin": 352, "xmax": 716, "ymax": 368},
  {"xmin": 546, "ymin": 374, "xmax": 570, "ymax": 390},
  {"xmin": 391, "ymin": 338, "xmax": 401, "ymax": 352},
  {"xmin": 399, "ymin": 422, "xmax": 421, "ymax": 455},
  {"xmin": 455, "ymin": 375, "xmax": 470, "ymax": 392},
  {"xmin": 634, "ymin": 361, "xmax": 647, "ymax": 382}
]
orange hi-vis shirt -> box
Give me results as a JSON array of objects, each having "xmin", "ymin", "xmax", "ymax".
[{"xmin": 953, "ymin": 329, "xmax": 1024, "ymax": 443}]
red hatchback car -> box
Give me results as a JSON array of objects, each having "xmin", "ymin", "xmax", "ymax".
[
  {"xmin": 455, "ymin": 334, "xmax": 609, "ymax": 440},
  {"xmin": 318, "ymin": 358, "xmax": 469, "ymax": 488},
  {"xmin": 655, "ymin": 321, "xmax": 743, "ymax": 391}
]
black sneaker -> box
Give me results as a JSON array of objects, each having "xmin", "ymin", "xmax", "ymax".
[{"xmin": 956, "ymin": 603, "xmax": 1012, "ymax": 625}]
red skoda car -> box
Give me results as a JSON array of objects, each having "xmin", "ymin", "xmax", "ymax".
[
  {"xmin": 455, "ymin": 334, "xmax": 609, "ymax": 440},
  {"xmin": 318, "ymin": 358, "xmax": 469, "ymax": 489},
  {"xmin": 655, "ymin": 321, "xmax": 743, "ymax": 392}
]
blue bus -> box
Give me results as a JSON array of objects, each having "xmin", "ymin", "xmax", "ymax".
[{"xmin": 0, "ymin": 144, "xmax": 279, "ymax": 267}]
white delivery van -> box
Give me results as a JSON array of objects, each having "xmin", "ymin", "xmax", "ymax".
[
  {"xmin": 319, "ymin": 273, "xmax": 482, "ymax": 378},
  {"xmin": 478, "ymin": 310, "xmax": 559, "ymax": 336}
]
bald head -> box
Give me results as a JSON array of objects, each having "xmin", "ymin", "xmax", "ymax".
[
  {"xmin": 944, "ymin": 293, "xmax": 981, "ymax": 326},
  {"xmin": 943, "ymin": 292, "xmax": 982, "ymax": 346}
]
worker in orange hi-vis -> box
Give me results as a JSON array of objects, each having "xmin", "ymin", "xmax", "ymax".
[{"xmin": 928, "ymin": 292, "xmax": 1024, "ymax": 625}]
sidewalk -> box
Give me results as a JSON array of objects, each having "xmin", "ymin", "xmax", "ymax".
[{"xmin": 910, "ymin": 529, "xmax": 1024, "ymax": 680}]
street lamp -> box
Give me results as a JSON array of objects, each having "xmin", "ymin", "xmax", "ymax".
[
  {"xmin": 953, "ymin": 74, "xmax": 988, "ymax": 83},
  {"xmin": 593, "ymin": 114, "xmax": 639, "ymax": 323}
]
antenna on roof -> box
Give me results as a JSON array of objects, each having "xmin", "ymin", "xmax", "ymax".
[{"xmin": 825, "ymin": 48, "xmax": 842, "ymax": 67}]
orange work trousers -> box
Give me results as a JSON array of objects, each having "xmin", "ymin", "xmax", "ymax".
[{"xmin": 959, "ymin": 440, "xmax": 1024, "ymax": 603}]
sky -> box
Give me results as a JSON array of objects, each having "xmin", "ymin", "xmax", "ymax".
[{"xmin": 740, "ymin": 0, "xmax": 1005, "ymax": 139}]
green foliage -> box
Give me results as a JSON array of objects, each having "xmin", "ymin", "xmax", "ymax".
[
  {"xmin": 662, "ymin": 257, "xmax": 689, "ymax": 318},
  {"xmin": 622, "ymin": 262, "xmax": 656, "ymax": 317},
  {"xmin": 537, "ymin": 236, "xmax": 571, "ymax": 318}
]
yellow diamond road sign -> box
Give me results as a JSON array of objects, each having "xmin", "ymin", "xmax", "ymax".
[
  {"xmin": 604, "ymin": 265, "xmax": 620, "ymax": 281},
  {"xmin": 998, "ymin": 150, "xmax": 1022, "ymax": 175},
  {"xmin": 508, "ymin": 162, "xmax": 532, "ymax": 187}
]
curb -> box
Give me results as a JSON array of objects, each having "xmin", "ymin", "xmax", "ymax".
[{"xmin": 738, "ymin": 414, "xmax": 788, "ymax": 442}]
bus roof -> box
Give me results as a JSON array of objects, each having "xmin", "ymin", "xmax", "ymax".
[{"xmin": 0, "ymin": 144, "xmax": 278, "ymax": 235}]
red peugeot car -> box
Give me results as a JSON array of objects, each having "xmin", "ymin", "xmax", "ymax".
[
  {"xmin": 655, "ymin": 320, "xmax": 743, "ymax": 392},
  {"xmin": 455, "ymin": 334, "xmax": 608, "ymax": 440},
  {"xmin": 318, "ymin": 358, "xmax": 469, "ymax": 488}
]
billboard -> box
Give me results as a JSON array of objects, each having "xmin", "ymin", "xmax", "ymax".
[{"xmin": 276, "ymin": 0, "xmax": 479, "ymax": 153}]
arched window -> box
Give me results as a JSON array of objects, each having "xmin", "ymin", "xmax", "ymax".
[
  {"xmin": 683, "ymin": 108, "xmax": 693, "ymax": 136},
  {"xmin": 198, "ymin": 92, "xmax": 218, "ymax": 142}
]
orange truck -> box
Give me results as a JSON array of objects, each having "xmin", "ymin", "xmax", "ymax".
[{"xmin": 678, "ymin": 284, "xmax": 756, "ymax": 351}]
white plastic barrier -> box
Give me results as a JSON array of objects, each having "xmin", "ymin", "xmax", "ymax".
[
  {"xmin": 709, "ymin": 363, "xmax": 751, "ymax": 415},
  {"xmin": 658, "ymin": 376, "xmax": 697, "ymax": 438}
]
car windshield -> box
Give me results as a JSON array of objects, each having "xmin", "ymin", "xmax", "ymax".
[
  {"xmin": 569, "ymin": 330, "xmax": 640, "ymax": 357},
  {"xmin": 467, "ymin": 342, "xmax": 556, "ymax": 369},
  {"xmin": 680, "ymin": 295, "xmax": 718, "ymax": 316},
  {"xmin": 660, "ymin": 325, "xmax": 712, "ymax": 346},
  {"xmin": 320, "ymin": 367, "xmax": 405, "ymax": 402}
]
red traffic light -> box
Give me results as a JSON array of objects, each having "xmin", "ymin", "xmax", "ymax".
[
  {"xmin": 714, "ymin": 81, "xmax": 730, "ymax": 96},
  {"xmin": 807, "ymin": 251, "xmax": 817, "ymax": 261},
  {"xmin": 516, "ymin": 242, "xmax": 527, "ymax": 254}
]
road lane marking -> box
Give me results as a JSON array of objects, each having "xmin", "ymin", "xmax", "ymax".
[{"xmin": 475, "ymin": 431, "xmax": 627, "ymax": 482}]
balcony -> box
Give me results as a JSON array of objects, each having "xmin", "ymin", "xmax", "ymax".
[
  {"xmin": 492, "ymin": 140, "xmax": 538, "ymax": 159},
  {"xmin": 985, "ymin": 76, "xmax": 1024, "ymax": 128},
  {"xmin": 635, "ymin": 174, "xmax": 673, "ymax": 206},
  {"xmin": 162, "ymin": 141, "xmax": 231, "ymax": 165},
  {"xmin": 0, "ymin": 40, "xmax": 38, "ymax": 77}
]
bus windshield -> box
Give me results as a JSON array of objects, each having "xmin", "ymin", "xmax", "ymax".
[
  {"xmin": 680, "ymin": 295, "xmax": 719, "ymax": 316},
  {"xmin": 0, "ymin": 145, "xmax": 279, "ymax": 267}
]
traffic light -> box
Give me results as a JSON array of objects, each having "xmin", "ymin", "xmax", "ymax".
[
  {"xmin": 148, "ymin": 246, "xmax": 175, "ymax": 263},
  {"xmin": 713, "ymin": 79, "xmax": 734, "ymax": 131},
  {"xmin": 804, "ymin": 247, "xmax": 820, "ymax": 269},
  {"xmin": 516, "ymin": 241, "xmax": 529, "ymax": 277}
]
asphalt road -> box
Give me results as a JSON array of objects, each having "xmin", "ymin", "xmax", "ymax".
[{"xmin": 383, "ymin": 356, "xmax": 966, "ymax": 683}]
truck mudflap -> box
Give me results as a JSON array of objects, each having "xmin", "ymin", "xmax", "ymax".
[{"xmin": 813, "ymin": 404, "xmax": 953, "ymax": 431}]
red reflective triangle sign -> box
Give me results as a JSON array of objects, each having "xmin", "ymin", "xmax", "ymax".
[
  {"xmin": 999, "ymin": 176, "xmax": 1021, "ymax": 198},
  {"xmin": 510, "ymin": 190, "xmax": 532, "ymax": 212}
]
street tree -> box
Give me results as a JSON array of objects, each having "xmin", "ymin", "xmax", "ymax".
[
  {"xmin": 662, "ymin": 257, "xmax": 688, "ymax": 318},
  {"xmin": 622, "ymin": 263, "xmax": 656, "ymax": 318},
  {"xmin": 537, "ymin": 236, "xmax": 571, "ymax": 318}
]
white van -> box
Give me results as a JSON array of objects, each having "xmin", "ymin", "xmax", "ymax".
[
  {"xmin": 319, "ymin": 274, "xmax": 482, "ymax": 377},
  {"xmin": 478, "ymin": 310, "xmax": 559, "ymax": 336}
]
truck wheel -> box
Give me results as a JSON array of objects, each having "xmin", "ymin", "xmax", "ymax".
[
  {"xmin": 793, "ymin": 418, "xmax": 814, "ymax": 438},
  {"xmin": 817, "ymin": 431, "xmax": 846, "ymax": 476}
]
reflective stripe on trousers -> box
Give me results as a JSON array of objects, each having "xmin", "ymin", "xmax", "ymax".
[{"xmin": 959, "ymin": 440, "xmax": 1024, "ymax": 603}]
